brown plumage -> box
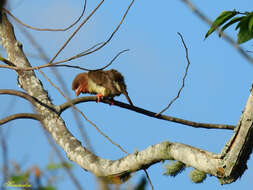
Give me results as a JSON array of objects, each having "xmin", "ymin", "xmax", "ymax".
[{"xmin": 72, "ymin": 69, "xmax": 133, "ymax": 105}]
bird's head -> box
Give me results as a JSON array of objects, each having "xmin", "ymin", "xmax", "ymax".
[{"xmin": 72, "ymin": 73, "xmax": 89, "ymax": 96}]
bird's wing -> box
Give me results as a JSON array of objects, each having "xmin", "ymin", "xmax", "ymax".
[
  {"xmin": 107, "ymin": 70, "xmax": 126, "ymax": 91},
  {"xmin": 88, "ymin": 70, "xmax": 107, "ymax": 86},
  {"xmin": 88, "ymin": 70, "xmax": 121, "ymax": 96},
  {"xmin": 107, "ymin": 70, "xmax": 133, "ymax": 105}
]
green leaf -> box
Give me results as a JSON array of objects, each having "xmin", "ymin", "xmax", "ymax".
[
  {"xmin": 219, "ymin": 16, "xmax": 243, "ymax": 37},
  {"xmin": 205, "ymin": 11, "xmax": 238, "ymax": 39},
  {"xmin": 237, "ymin": 25, "xmax": 253, "ymax": 44},
  {"xmin": 248, "ymin": 15, "xmax": 253, "ymax": 32},
  {"xmin": 236, "ymin": 16, "xmax": 253, "ymax": 43},
  {"xmin": 235, "ymin": 16, "xmax": 249, "ymax": 30}
]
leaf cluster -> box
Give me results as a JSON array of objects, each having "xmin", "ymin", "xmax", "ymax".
[{"xmin": 205, "ymin": 11, "xmax": 253, "ymax": 44}]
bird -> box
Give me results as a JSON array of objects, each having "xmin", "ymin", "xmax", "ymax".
[{"xmin": 72, "ymin": 69, "xmax": 133, "ymax": 105}]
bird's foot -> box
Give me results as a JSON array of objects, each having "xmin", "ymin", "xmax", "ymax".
[{"xmin": 96, "ymin": 93, "xmax": 104, "ymax": 103}]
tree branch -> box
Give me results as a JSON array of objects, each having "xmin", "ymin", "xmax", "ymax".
[
  {"xmin": 70, "ymin": 141, "xmax": 222, "ymax": 178},
  {"xmin": 0, "ymin": 89, "xmax": 56, "ymax": 112},
  {"xmin": 57, "ymin": 96, "xmax": 235, "ymax": 130},
  {"xmin": 0, "ymin": 113, "xmax": 41, "ymax": 125},
  {"xmin": 219, "ymin": 89, "xmax": 253, "ymax": 184}
]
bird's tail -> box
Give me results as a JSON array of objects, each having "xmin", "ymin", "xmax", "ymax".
[{"xmin": 123, "ymin": 90, "xmax": 133, "ymax": 106}]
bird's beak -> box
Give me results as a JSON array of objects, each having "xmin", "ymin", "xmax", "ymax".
[
  {"xmin": 75, "ymin": 86, "xmax": 82, "ymax": 96},
  {"xmin": 75, "ymin": 90, "xmax": 80, "ymax": 96}
]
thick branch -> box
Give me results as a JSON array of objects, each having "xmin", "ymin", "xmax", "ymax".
[
  {"xmin": 64, "ymin": 141, "xmax": 222, "ymax": 178},
  {"xmin": 220, "ymin": 89, "xmax": 253, "ymax": 184},
  {"xmin": 58, "ymin": 96, "xmax": 235, "ymax": 130},
  {"xmin": 0, "ymin": 113, "xmax": 41, "ymax": 125}
]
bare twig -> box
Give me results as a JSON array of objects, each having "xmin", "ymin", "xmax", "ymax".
[
  {"xmin": 0, "ymin": 48, "xmax": 129, "ymax": 71},
  {"xmin": 144, "ymin": 169, "xmax": 154, "ymax": 190},
  {"xmin": 58, "ymin": 96, "xmax": 235, "ymax": 130},
  {"xmin": 49, "ymin": 0, "xmax": 105, "ymax": 64},
  {"xmin": 0, "ymin": 64, "xmax": 16, "ymax": 70},
  {"xmin": 48, "ymin": 64, "xmax": 89, "ymax": 71},
  {"xmin": 0, "ymin": 113, "xmax": 41, "ymax": 125},
  {"xmin": 0, "ymin": 43, "xmax": 103, "ymax": 71},
  {"xmin": 91, "ymin": 49, "xmax": 129, "ymax": 71},
  {"xmin": 52, "ymin": 49, "xmax": 129, "ymax": 71},
  {"xmin": 0, "ymin": 89, "xmax": 41, "ymax": 103},
  {"xmin": 51, "ymin": 49, "xmax": 129, "ymax": 71},
  {"xmin": 156, "ymin": 32, "xmax": 190, "ymax": 116},
  {"xmin": 4, "ymin": 0, "xmax": 87, "ymax": 31},
  {"xmin": 49, "ymin": 0, "xmax": 134, "ymax": 64},
  {"xmin": 51, "ymin": 42, "xmax": 104, "ymax": 64},
  {"xmin": 0, "ymin": 89, "xmax": 56, "ymax": 112},
  {"xmin": 76, "ymin": 0, "xmax": 135, "ymax": 58},
  {"xmin": 180, "ymin": 0, "xmax": 253, "ymax": 64},
  {"xmin": 0, "ymin": 55, "xmax": 16, "ymax": 66}
]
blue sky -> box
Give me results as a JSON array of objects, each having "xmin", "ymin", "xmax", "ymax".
[{"xmin": 1, "ymin": 0, "xmax": 253, "ymax": 189}]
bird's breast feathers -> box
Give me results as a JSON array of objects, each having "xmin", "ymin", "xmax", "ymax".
[{"xmin": 88, "ymin": 78, "xmax": 109, "ymax": 96}]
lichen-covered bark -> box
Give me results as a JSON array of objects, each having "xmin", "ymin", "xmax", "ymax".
[{"xmin": 220, "ymin": 89, "xmax": 253, "ymax": 184}]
